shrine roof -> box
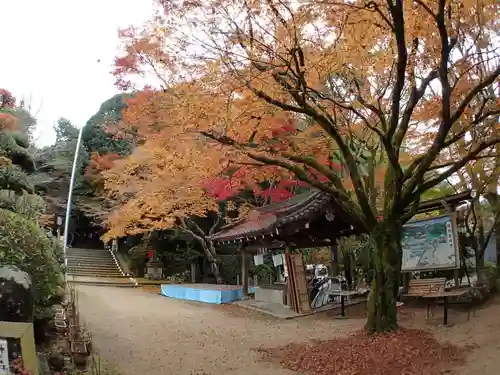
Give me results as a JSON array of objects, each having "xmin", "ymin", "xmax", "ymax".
[
  {"xmin": 415, "ymin": 190, "xmax": 472, "ymax": 213},
  {"xmin": 208, "ymin": 190, "xmax": 336, "ymax": 243},
  {"xmin": 208, "ymin": 189, "xmax": 473, "ymax": 244}
]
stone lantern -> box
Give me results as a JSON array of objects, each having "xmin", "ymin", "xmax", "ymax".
[{"xmin": 145, "ymin": 251, "xmax": 163, "ymax": 280}]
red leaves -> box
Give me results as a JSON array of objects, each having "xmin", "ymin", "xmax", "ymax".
[
  {"xmin": 270, "ymin": 121, "xmax": 298, "ymax": 137},
  {"xmin": 203, "ymin": 165, "xmax": 303, "ymax": 203},
  {"xmin": 87, "ymin": 152, "xmax": 122, "ymax": 172},
  {"xmin": 257, "ymin": 186, "xmax": 295, "ymax": 202},
  {"xmin": 259, "ymin": 328, "xmax": 466, "ymax": 375},
  {"xmin": 204, "ymin": 177, "xmax": 244, "ymax": 200},
  {"xmin": 12, "ymin": 357, "xmax": 31, "ymax": 375},
  {"xmin": 84, "ymin": 152, "xmax": 123, "ymax": 189},
  {"xmin": 0, "ymin": 88, "xmax": 16, "ymax": 109},
  {"xmin": 0, "ymin": 112, "xmax": 18, "ymax": 131}
]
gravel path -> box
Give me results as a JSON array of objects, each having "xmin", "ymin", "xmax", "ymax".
[
  {"xmin": 76, "ymin": 285, "xmax": 362, "ymax": 375},
  {"xmin": 77, "ymin": 285, "xmax": 500, "ymax": 375}
]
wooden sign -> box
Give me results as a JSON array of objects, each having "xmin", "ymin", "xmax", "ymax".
[
  {"xmin": 0, "ymin": 322, "xmax": 38, "ymax": 375},
  {"xmin": 285, "ymin": 253, "xmax": 311, "ymax": 314}
]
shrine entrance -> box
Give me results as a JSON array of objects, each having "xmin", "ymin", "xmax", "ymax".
[{"xmin": 209, "ymin": 189, "xmax": 473, "ymax": 317}]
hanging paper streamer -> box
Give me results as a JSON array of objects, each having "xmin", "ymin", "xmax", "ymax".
[
  {"xmin": 0, "ymin": 339, "xmax": 9, "ymax": 375},
  {"xmin": 253, "ymin": 254, "xmax": 264, "ymax": 266},
  {"xmin": 272, "ymin": 254, "xmax": 283, "ymax": 266}
]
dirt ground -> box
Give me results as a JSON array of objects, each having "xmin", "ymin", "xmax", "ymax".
[{"xmin": 76, "ymin": 285, "xmax": 500, "ymax": 375}]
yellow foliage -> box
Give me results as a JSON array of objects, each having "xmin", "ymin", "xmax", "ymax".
[{"xmin": 104, "ymin": 0, "xmax": 500, "ymax": 238}]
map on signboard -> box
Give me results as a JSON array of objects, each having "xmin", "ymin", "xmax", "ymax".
[{"xmin": 401, "ymin": 214, "xmax": 458, "ymax": 271}]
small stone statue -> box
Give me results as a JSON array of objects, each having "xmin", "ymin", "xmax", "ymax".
[{"xmin": 0, "ymin": 266, "xmax": 33, "ymax": 322}]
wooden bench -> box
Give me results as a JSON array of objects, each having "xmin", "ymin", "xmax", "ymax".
[
  {"xmin": 406, "ymin": 277, "xmax": 447, "ymax": 297},
  {"xmin": 404, "ymin": 277, "xmax": 469, "ymax": 325}
]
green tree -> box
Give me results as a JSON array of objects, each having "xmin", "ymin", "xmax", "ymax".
[
  {"xmin": 0, "ymin": 88, "xmax": 63, "ymax": 319},
  {"xmin": 82, "ymin": 93, "xmax": 132, "ymax": 156},
  {"xmin": 113, "ymin": 0, "xmax": 500, "ymax": 332}
]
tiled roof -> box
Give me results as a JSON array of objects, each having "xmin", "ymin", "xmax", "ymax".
[
  {"xmin": 208, "ymin": 189, "xmax": 473, "ymax": 243},
  {"xmin": 209, "ymin": 190, "xmax": 333, "ymax": 242}
]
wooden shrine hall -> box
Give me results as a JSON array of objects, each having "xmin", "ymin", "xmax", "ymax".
[
  {"xmin": 210, "ymin": 189, "xmax": 362, "ymax": 248},
  {"xmin": 208, "ymin": 189, "xmax": 473, "ymax": 314}
]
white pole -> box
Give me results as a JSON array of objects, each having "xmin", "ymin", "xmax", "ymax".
[{"xmin": 62, "ymin": 125, "xmax": 85, "ymax": 283}]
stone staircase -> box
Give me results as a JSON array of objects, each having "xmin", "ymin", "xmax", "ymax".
[{"xmin": 66, "ymin": 247, "xmax": 136, "ymax": 286}]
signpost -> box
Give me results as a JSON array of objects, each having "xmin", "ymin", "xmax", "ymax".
[
  {"xmin": 401, "ymin": 213, "xmax": 459, "ymax": 272},
  {"xmin": 0, "ymin": 323, "xmax": 38, "ymax": 375}
]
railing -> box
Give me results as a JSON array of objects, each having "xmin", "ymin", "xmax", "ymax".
[{"xmin": 106, "ymin": 246, "xmax": 138, "ymax": 286}]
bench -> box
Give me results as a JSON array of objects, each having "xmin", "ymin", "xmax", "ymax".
[
  {"xmin": 406, "ymin": 277, "xmax": 447, "ymax": 296},
  {"xmin": 404, "ymin": 277, "xmax": 469, "ymax": 325}
]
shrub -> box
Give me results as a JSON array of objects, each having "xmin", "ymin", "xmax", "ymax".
[{"xmin": 0, "ymin": 208, "xmax": 64, "ymax": 318}]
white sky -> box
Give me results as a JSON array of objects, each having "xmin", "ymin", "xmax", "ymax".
[{"xmin": 0, "ymin": 0, "xmax": 154, "ymax": 146}]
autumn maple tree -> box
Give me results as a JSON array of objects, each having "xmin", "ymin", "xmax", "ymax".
[
  {"xmin": 101, "ymin": 91, "xmax": 324, "ymax": 281},
  {"xmin": 109, "ymin": 0, "xmax": 500, "ymax": 332}
]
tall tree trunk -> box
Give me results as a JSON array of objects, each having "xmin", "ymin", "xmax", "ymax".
[
  {"xmin": 181, "ymin": 223, "xmax": 224, "ymax": 284},
  {"xmin": 365, "ymin": 221, "xmax": 402, "ymax": 333},
  {"xmin": 199, "ymin": 241, "xmax": 222, "ymax": 284},
  {"xmin": 495, "ymin": 222, "xmax": 500, "ymax": 275},
  {"xmin": 330, "ymin": 243, "xmax": 339, "ymax": 276},
  {"xmin": 475, "ymin": 222, "xmax": 487, "ymax": 286}
]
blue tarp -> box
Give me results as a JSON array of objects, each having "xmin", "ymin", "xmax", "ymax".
[{"xmin": 161, "ymin": 284, "xmax": 257, "ymax": 304}]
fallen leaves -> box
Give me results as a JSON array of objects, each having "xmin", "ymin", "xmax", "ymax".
[{"xmin": 258, "ymin": 328, "xmax": 467, "ymax": 375}]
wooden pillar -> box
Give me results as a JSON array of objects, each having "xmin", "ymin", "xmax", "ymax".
[
  {"xmin": 284, "ymin": 246, "xmax": 291, "ymax": 306},
  {"xmin": 190, "ymin": 263, "xmax": 197, "ymax": 283},
  {"xmin": 241, "ymin": 250, "xmax": 248, "ymax": 297},
  {"xmin": 441, "ymin": 204, "xmax": 460, "ymax": 287},
  {"xmin": 402, "ymin": 272, "xmax": 410, "ymax": 293},
  {"xmin": 330, "ymin": 242, "xmax": 339, "ymax": 276}
]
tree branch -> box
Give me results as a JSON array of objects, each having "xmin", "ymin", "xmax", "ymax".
[
  {"xmin": 393, "ymin": 69, "xmax": 439, "ymax": 150},
  {"xmin": 412, "ymin": 137, "xmax": 500, "ymax": 198},
  {"xmin": 199, "ymin": 130, "xmax": 369, "ymax": 230},
  {"xmin": 450, "ymin": 65, "xmax": 500, "ymax": 125}
]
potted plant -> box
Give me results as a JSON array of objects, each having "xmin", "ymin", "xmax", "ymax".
[
  {"xmin": 54, "ymin": 312, "xmax": 66, "ymax": 321},
  {"xmin": 54, "ymin": 320, "xmax": 67, "ymax": 334},
  {"xmin": 70, "ymin": 342, "xmax": 88, "ymax": 366},
  {"xmin": 65, "ymin": 308, "xmax": 74, "ymax": 323},
  {"xmin": 68, "ymin": 325, "xmax": 80, "ymax": 342},
  {"xmin": 81, "ymin": 329, "xmax": 92, "ymax": 353},
  {"xmin": 54, "ymin": 306, "xmax": 65, "ymax": 315}
]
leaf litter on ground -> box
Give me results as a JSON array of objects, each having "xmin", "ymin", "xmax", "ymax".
[{"xmin": 256, "ymin": 328, "xmax": 468, "ymax": 375}]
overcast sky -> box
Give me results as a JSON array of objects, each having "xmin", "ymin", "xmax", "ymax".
[{"xmin": 0, "ymin": 0, "xmax": 153, "ymax": 146}]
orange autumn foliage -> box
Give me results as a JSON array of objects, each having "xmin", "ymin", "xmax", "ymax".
[
  {"xmin": 104, "ymin": 0, "xmax": 499, "ymax": 332},
  {"xmin": 0, "ymin": 88, "xmax": 18, "ymax": 131},
  {"xmin": 85, "ymin": 152, "xmax": 122, "ymax": 191},
  {"xmin": 104, "ymin": 0, "xmax": 499, "ymax": 238}
]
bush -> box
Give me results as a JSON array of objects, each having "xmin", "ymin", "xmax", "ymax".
[{"xmin": 0, "ymin": 208, "xmax": 64, "ymax": 318}]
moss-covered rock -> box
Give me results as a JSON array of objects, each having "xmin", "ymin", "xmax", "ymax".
[
  {"xmin": 0, "ymin": 208, "xmax": 64, "ymax": 319},
  {"xmin": 0, "ymin": 163, "xmax": 34, "ymax": 193}
]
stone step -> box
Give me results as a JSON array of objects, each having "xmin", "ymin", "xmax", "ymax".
[
  {"xmin": 67, "ymin": 271, "xmax": 124, "ymax": 277},
  {"xmin": 66, "ymin": 254, "xmax": 112, "ymax": 258},
  {"xmin": 68, "ymin": 258, "xmax": 116, "ymax": 267},
  {"xmin": 68, "ymin": 263, "xmax": 119, "ymax": 272},
  {"xmin": 68, "ymin": 260, "xmax": 118, "ymax": 269},
  {"xmin": 65, "ymin": 247, "xmax": 125, "ymax": 279},
  {"xmin": 66, "ymin": 250, "xmax": 111, "ymax": 256},
  {"xmin": 67, "ymin": 275, "xmax": 136, "ymax": 287},
  {"xmin": 67, "ymin": 257, "xmax": 116, "ymax": 262},
  {"xmin": 66, "ymin": 247, "xmax": 110, "ymax": 251},
  {"xmin": 66, "ymin": 258, "xmax": 117, "ymax": 264},
  {"xmin": 66, "ymin": 252, "xmax": 112, "ymax": 257},
  {"xmin": 67, "ymin": 266, "xmax": 118, "ymax": 271},
  {"xmin": 66, "ymin": 247, "xmax": 109, "ymax": 253}
]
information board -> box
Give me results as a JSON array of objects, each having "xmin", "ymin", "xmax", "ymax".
[
  {"xmin": 401, "ymin": 214, "xmax": 459, "ymax": 271},
  {"xmin": 0, "ymin": 337, "xmax": 21, "ymax": 375}
]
